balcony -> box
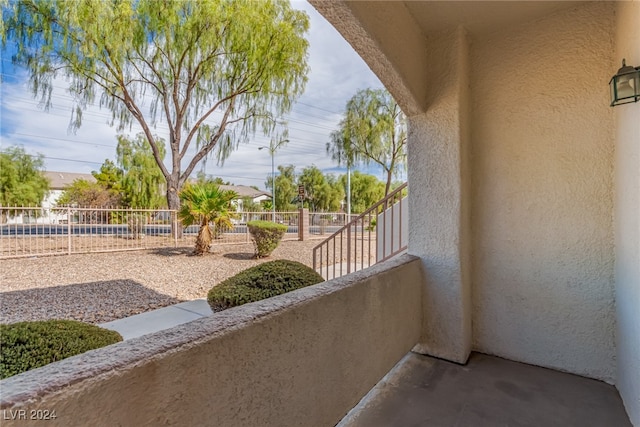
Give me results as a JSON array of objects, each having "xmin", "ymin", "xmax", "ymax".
[
  {"xmin": 1, "ymin": 1, "xmax": 638, "ymax": 425},
  {"xmin": 0, "ymin": 255, "xmax": 631, "ymax": 426}
]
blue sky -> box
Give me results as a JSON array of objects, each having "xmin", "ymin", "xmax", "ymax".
[{"xmin": 0, "ymin": 1, "xmax": 392, "ymax": 190}]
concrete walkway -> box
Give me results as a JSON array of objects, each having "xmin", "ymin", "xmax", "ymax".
[
  {"xmin": 100, "ymin": 299, "xmax": 212, "ymax": 340},
  {"xmin": 339, "ymin": 352, "xmax": 632, "ymax": 427}
]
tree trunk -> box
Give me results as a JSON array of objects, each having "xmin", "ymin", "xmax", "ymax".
[
  {"xmin": 166, "ymin": 176, "xmax": 182, "ymax": 239},
  {"xmin": 194, "ymin": 223, "xmax": 213, "ymax": 255},
  {"xmin": 385, "ymin": 169, "xmax": 393, "ymax": 196}
]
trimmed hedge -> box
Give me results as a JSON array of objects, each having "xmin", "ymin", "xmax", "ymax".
[
  {"xmin": 207, "ymin": 260, "xmax": 324, "ymax": 312},
  {"xmin": 0, "ymin": 320, "xmax": 123, "ymax": 379},
  {"xmin": 247, "ymin": 220, "xmax": 288, "ymax": 258}
]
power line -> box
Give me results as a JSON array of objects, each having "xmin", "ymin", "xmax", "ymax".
[
  {"xmin": 206, "ymin": 174, "xmax": 265, "ymax": 182},
  {"xmin": 2, "ymin": 147, "xmax": 376, "ymax": 186},
  {"xmin": 0, "ymin": 150, "xmax": 283, "ymax": 183},
  {"xmin": 295, "ymin": 101, "xmax": 342, "ymax": 115},
  {"xmin": 1, "ymin": 69, "xmax": 346, "ymax": 113},
  {"xmin": 4, "ymin": 96, "xmax": 338, "ymax": 148},
  {"xmin": 2, "ymin": 78, "xmax": 345, "ymax": 174},
  {"xmin": 2, "ymin": 71, "xmax": 343, "ymax": 118},
  {"xmin": 4, "ymin": 130, "xmax": 329, "ymax": 162},
  {"xmin": 11, "ymin": 133, "xmax": 117, "ymax": 148},
  {"xmin": 0, "ymin": 148, "xmax": 101, "ymax": 166},
  {"xmin": 6, "ymin": 93, "xmax": 340, "ymax": 135},
  {"xmin": 3, "ymin": 83, "xmax": 342, "ymax": 131},
  {"xmin": 43, "ymin": 156, "xmax": 103, "ymax": 165}
]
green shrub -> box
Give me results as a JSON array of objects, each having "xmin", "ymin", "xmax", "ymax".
[
  {"xmin": 247, "ymin": 220, "xmax": 288, "ymax": 258},
  {"xmin": 207, "ymin": 260, "xmax": 324, "ymax": 312},
  {"xmin": 0, "ymin": 320, "xmax": 123, "ymax": 379}
]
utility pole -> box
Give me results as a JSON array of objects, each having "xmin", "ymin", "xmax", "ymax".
[{"xmin": 347, "ymin": 164, "xmax": 351, "ymax": 223}]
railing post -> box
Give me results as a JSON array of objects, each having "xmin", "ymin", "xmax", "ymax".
[
  {"xmin": 313, "ymin": 246, "xmax": 317, "ymax": 271},
  {"xmin": 67, "ymin": 206, "xmax": 72, "ymax": 255},
  {"xmin": 346, "ymin": 223, "xmax": 351, "ymax": 274}
]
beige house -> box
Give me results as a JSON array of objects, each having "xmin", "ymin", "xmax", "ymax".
[
  {"xmin": 43, "ymin": 171, "xmax": 96, "ymax": 224},
  {"xmin": 42, "ymin": 171, "xmax": 96, "ymax": 207},
  {"xmin": 1, "ymin": 2, "xmax": 638, "ymax": 425},
  {"xmin": 218, "ymin": 184, "xmax": 271, "ymax": 210},
  {"xmin": 4, "ymin": 171, "xmax": 96, "ymax": 224}
]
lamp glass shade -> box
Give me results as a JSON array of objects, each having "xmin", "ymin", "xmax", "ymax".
[
  {"xmin": 619, "ymin": 75, "xmax": 635, "ymax": 97},
  {"xmin": 610, "ymin": 60, "xmax": 640, "ymax": 106}
]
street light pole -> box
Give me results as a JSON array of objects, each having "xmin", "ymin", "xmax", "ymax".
[
  {"xmin": 259, "ymin": 138, "xmax": 289, "ymax": 223},
  {"xmin": 270, "ymin": 150, "xmax": 275, "ymax": 222},
  {"xmin": 347, "ymin": 164, "xmax": 351, "ymax": 223}
]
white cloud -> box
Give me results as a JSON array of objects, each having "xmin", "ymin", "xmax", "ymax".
[
  {"xmin": 0, "ymin": 0, "xmax": 388, "ymax": 189},
  {"xmin": 1, "ymin": 82, "xmax": 121, "ymax": 174}
]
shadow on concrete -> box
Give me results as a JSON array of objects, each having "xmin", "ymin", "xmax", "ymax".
[
  {"xmin": 148, "ymin": 246, "xmax": 194, "ymax": 257},
  {"xmin": 0, "ymin": 280, "xmax": 182, "ymax": 325},
  {"xmin": 223, "ymin": 252, "xmax": 256, "ymax": 260}
]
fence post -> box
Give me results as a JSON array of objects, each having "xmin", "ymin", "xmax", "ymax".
[
  {"xmin": 67, "ymin": 206, "xmax": 72, "ymax": 255},
  {"xmin": 346, "ymin": 222, "xmax": 351, "ymax": 274},
  {"xmin": 173, "ymin": 211, "xmax": 178, "ymax": 248},
  {"xmin": 298, "ymin": 208, "xmax": 309, "ymax": 241}
]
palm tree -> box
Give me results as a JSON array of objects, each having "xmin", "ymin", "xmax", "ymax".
[{"xmin": 178, "ymin": 183, "xmax": 238, "ymax": 255}]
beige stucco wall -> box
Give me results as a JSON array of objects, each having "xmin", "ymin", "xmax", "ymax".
[
  {"xmin": 310, "ymin": 0, "xmax": 474, "ymax": 364},
  {"xmin": 408, "ymin": 27, "xmax": 473, "ymax": 364},
  {"xmin": 470, "ymin": 2, "xmax": 617, "ymax": 382},
  {"xmin": 311, "ymin": 1, "xmax": 619, "ymax": 381},
  {"xmin": 0, "ymin": 256, "xmax": 423, "ymax": 427},
  {"xmin": 614, "ymin": 1, "xmax": 640, "ymax": 424}
]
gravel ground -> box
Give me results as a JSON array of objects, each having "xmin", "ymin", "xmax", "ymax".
[{"xmin": 0, "ymin": 240, "xmax": 320, "ymax": 324}]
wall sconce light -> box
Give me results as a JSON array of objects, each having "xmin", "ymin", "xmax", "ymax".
[{"xmin": 610, "ymin": 59, "xmax": 640, "ymax": 107}]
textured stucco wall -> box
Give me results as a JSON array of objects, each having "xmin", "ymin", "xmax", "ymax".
[
  {"xmin": 408, "ymin": 27, "xmax": 472, "ymax": 364},
  {"xmin": 470, "ymin": 2, "xmax": 617, "ymax": 382},
  {"xmin": 614, "ymin": 1, "xmax": 640, "ymax": 423},
  {"xmin": 0, "ymin": 256, "xmax": 423, "ymax": 427},
  {"xmin": 311, "ymin": 0, "xmax": 474, "ymax": 364}
]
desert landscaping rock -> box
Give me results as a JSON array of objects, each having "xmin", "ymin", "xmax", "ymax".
[{"xmin": 0, "ymin": 240, "xmax": 320, "ymax": 324}]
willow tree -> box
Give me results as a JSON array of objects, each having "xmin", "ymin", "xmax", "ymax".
[
  {"xmin": 339, "ymin": 171, "xmax": 385, "ymax": 214},
  {"xmin": 328, "ymin": 89, "xmax": 406, "ymax": 196},
  {"xmin": 297, "ymin": 166, "xmax": 343, "ymax": 212},
  {"xmin": 116, "ymin": 134, "xmax": 166, "ymax": 209},
  {"xmin": 265, "ymin": 165, "xmax": 297, "ymax": 211},
  {"xmin": 3, "ymin": 0, "xmax": 309, "ymax": 212},
  {"xmin": 0, "ymin": 146, "xmax": 49, "ymax": 217}
]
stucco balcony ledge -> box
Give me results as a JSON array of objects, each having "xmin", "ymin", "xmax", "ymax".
[{"xmin": 0, "ymin": 255, "xmax": 423, "ymax": 427}]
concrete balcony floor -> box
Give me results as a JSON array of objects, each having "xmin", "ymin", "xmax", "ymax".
[{"xmin": 340, "ymin": 352, "xmax": 631, "ymax": 427}]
